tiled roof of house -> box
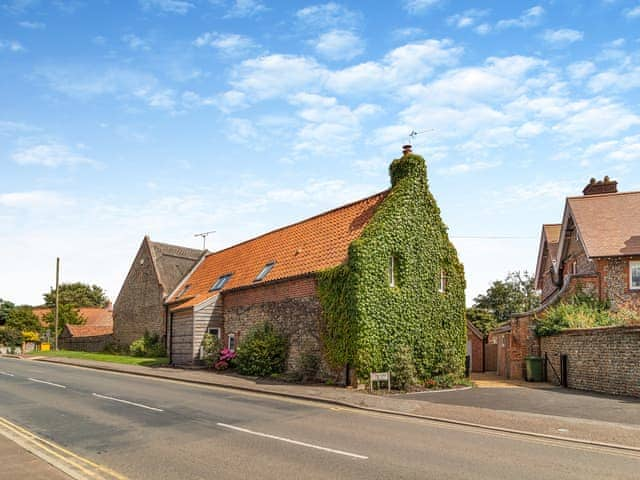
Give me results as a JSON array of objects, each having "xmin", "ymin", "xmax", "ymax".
[
  {"xmin": 33, "ymin": 307, "xmax": 113, "ymax": 336},
  {"xmin": 543, "ymin": 224, "xmax": 561, "ymax": 259},
  {"xmin": 168, "ymin": 190, "xmax": 389, "ymax": 311},
  {"xmin": 148, "ymin": 240, "xmax": 206, "ymax": 295},
  {"xmin": 64, "ymin": 324, "xmax": 113, "ymax": 337},
  {"xmin": 567, "ymin": 191, "xmax": 640, "ymax": 258}
]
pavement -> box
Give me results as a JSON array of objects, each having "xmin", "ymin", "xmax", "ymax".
[
  {"xmin": 0, "ymin": 434, "xmax": 71, "ymax": 479},
  {"xmin": 1, "ymin": 356, "xmax": 640, "ymax": 480},
  {"xmin": 21, "ymin": 355, "xmax": 640, "ymax": 449}
]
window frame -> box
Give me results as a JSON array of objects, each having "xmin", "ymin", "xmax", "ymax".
[
  {"xmin": 630, "ymin": 261, "xmax": 640, "ymax": 290},
  {"xmin": 208, "ymin": 327, "xmax": 220, "ymax": 338},
  {"xmin": 389, "ymin": 255, "xmax": 399, "ymax": 287},
  {"xmin": 254, "ymin": 261, "xmax": 276, "ymax": 282},
  {"xmin": 227, "ymin": 333, "xmax": 236, "ymax": 351},
  {"xmin": 439, "ymin": 270, "xmax": 448, "ymax": 293},
  {"xmin": 209, "ymin": 273, "xmax": 232, "ymax": 292}
]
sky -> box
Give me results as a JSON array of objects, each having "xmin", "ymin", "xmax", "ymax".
[{"xmin": 1, "ymin": 0, "xmax": 640, "ymax": 306}]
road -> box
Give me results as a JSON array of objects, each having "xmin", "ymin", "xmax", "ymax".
[{"xmin": 1, "ymin": 357, "xmax": 639, "ymax": 479}]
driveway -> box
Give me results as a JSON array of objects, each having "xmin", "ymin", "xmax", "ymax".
[{"xmin": 407, "ymin": 373, "xmax": 640, "ymax": 425}]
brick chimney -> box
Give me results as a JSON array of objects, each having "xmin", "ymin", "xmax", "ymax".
[{"xmin": 583, "ymin": 176, "xmax": 618, "ymax": 196}]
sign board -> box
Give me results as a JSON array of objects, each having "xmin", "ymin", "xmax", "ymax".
[{"xmin": 370, "ymin": 371, "xmax": 391, "ymax": 392}]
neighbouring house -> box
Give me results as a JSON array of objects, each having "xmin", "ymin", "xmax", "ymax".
[
  {"xmin": 490, "ymin": 177, "xmax": 640, "ymax": 380},
  {"xmin": 33, "ymin": 305, "xmax": 114, "ymax": 351},
  {"xmin": 166, "ymin": 148, "xmax": 466, "ymax": 384},
  {"xmin": 466, "ymin": 320, "xmax": 485, "ymax": 373},
  {"xmin": 113, "ymin": 237, "xmax": 206, "ymax": 347}
]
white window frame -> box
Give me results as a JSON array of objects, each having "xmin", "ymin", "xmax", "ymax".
[
  {"xmin": 208, "ymin": 328, "xmax": 220, "ymax": 338},
  {"xmin": 439, "ymin": 270, "xmax": 447, "ymax": 293},
  {"xmin": 389, "ymin": 256, "xmax": 397, "ymax": 287},
  {"xmin": 630, "ymin": 261, "xmax": 640, "ymax": 290},
  {"xmin": 227, "ymin": 333, "xmax": 236, "ymax": 351}
]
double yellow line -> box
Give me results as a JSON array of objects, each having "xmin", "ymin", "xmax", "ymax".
[{"xmin": 0, "ymin": 416, "xmax": 127, "ymax": 480}]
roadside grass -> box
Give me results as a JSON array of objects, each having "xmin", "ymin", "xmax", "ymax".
[{"xmin": 30, "ymin": 350, "xmax": 169, "ymax": 367}]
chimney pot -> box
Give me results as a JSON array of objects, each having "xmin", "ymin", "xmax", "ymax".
[
  {"xmin": 583, "ymin": 176, "xmax": 618, "ymax": 196},
  {"xmin": 402, "ymin": 144, "xmax": 412, "ymax": 155}
]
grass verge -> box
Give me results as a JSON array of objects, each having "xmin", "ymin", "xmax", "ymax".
[{"xmin": 29, "ymin": 350, "xmax": 169, "ymax": 367}]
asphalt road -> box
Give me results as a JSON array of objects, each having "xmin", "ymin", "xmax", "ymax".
[{"xmin": 1, "ymin": 357, "xmax": 639, "ymax": 480}]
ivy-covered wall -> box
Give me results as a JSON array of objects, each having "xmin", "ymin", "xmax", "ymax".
[{"xmin": 318, "ymin": 153, "xmax": 466, "ymax": 382}]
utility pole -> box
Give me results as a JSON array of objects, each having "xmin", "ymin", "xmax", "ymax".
[
  {"xmin": 55, "ymin": 257, "xmax": 59, "ymax": 351},
  {"xmin": 194, "ymin": 230, "xmax": 215, "ymax": 250}
]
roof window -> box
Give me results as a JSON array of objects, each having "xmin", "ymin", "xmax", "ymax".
[
  {"xmin": 210, "ymin": 274, "xmax": 232, "ymax": 292},
  {"xmin": 255, "ymin": 262, "xmax": 276, "ymax": 282}
]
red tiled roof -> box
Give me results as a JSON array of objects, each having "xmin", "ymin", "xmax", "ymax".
[
  {"xmin": 32, "ymin": 307, "xmax": 113, "ymax": 335},
  {"xmin": 65, "ymin": 325, "xmax": 113, "ymax": 337},
  {"xmin": 168, "ymin": 190, "xmax": 388, "ymax": 311},
  {"xmin": 567, "ymin": 191, "xmax": 640, "ymax": 257}
]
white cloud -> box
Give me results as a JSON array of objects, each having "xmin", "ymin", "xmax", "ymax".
[
  {"xmin": 122, "ymin": 34, "xmax": 151, "ymax": 51},
  {"xmin": 474, "ymin": 23, "xmax": 491, "ymax": 35},
  {"xmin": 224, "ymin": 0, "xmax": 267, "ymax": 18},
  {"xmin": 392, "ymin": 27, "xmax": 425, "ymax": 39},
  {"xmin": 552, "ymin": 99, "xmax": 640, "ymax": 140},
  {"xmin": 139, "ymin": 0, "xmax": 194, "ymax": 14},
  {"xmin": 194, "ymin": 32, "xmax": 258, "ymax": 57},
  {"xmin": 496, "ymin": 6, "xmax": 544, "ymax": 29},
  {"xmin": 0, "ymin": 39, "xmax": 25, "ymax": 52},
  {"xmin": 403, "ymin": 0, "xmax": 441, "ymax": 15},
  {"xmin": 295, "ymin": 2, "xmax": 361, "ymax": 29},
  {"xmin": 11, "ymin": 142, "xmax": 98, "ymax": 167},
  {"xmin": 624, "ymin": 5, "xmax": 640, "ymax": 18},
  {"xmin": 18, "ymin": 20, "xmax": 45, "ymax": 29},
  {"xmin": 516, "ymin": 121, "xmax": 546, "ymax": 138},
  {"xmin": 588, "ymin": 66, "xmax": 640, "ymax": 93},
  {"xmin": 566, "ymin": 61, "xmax": 596, "ymax": 81},
  {"xmin": 542, "ymin": 28, "xmax": 584, "ymax": 47},
  {"xmin": 0, "ymin": 190, "xmax": 74, "ymax": 209},
  {"xmin": 438, "ymin": 160, "xmax": 501, "ymax": 175},
  {"xmin": 447, "ymin": 9, "xmax": 489, "ymax": 29},
  {"xmin": 582, "ymin": 134, "xmax": 640, "ymax": 165},
  {"xmin": 313, "ymin": 30, "xmax": 364, "ymax": 61},
  {"xmin": 0, "ymin": 120, "xmax": 38, "ymax": 135}
]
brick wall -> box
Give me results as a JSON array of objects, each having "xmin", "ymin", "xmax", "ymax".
[
  {"xmin": 113, "ymin": 240, "xmax": 166, "ymax": 347},
  {"xmin": 223, "ymin": 276, "xmax": 329, "ymax": 374},
  {"xmin": 467, "ymin": 328, "xmax": 483, "ymax": 373},
  {"xmin": 541, "ymin": 326, "xmax": 640, "ymax": 397},
  {"xmin": 59, "ymin": 334, "xmax": 113, "ymax": 352}
]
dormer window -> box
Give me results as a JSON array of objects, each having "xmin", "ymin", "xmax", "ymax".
[
  {"xmin": 177, "ymin": 284, "xmax": 191, "ymax": 298},
  {"xmin": 210, "ymin": 274, "xmax": 232, "ymax": 292},
  {"xmin": 255, "ymin": 261, "xmax": 276, "ymax": 282}
]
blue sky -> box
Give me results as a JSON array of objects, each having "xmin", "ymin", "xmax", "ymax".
[{"xmin": 2, "ymin": 0, "xmax": 640, "ymax": 306}]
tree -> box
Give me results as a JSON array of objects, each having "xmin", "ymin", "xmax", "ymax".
[
  {"xmin": 473, "ymin": 271, "xmax": 540, "ymax": 324},
  {"xmin": 0, "ymin": 298, "xmax": 15, "ymax": 325},
  {"xmin": 43, "ymin": 304, "xmax": 86, "ymax": 337},
  {"xmin": 6, "ymin": 307, "xmax": 41, "ymax": 332},
  {"xmin": 43, "ymin": 282, "xmax": 109, "ymax": 308},
  {"xmin": 466, "ymin": 307, "xmax": 496, "ymax": 335}
]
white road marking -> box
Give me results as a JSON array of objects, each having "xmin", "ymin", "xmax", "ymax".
[
  {"xmin": 0, "ymin": 371, "xmax": 14, "ymax": 377},
  {"xmin": 92, "ymin": 393, "xmax": 164, "ymax": 412},
  {"xmin": 216, "ymin": 423, "xmax": 369, "ymax": 460},
  {"xmin": 28, "ymin": 378, "xmax": 66, "ymax": 388}
]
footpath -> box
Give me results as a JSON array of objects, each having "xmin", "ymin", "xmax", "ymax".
[
  {"xmin": 0, "ymin": 434, "xmax": 71, "ymax": 479},
  {"xmin": 23, "ymin": 356, "xmax": 640, "ymax": 451}
]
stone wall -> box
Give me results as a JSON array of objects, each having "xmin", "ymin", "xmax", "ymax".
[
  {"xmin": 540, "ymin": 326, "xmax": 640, "ymax": 397},
  {"xmin": 599, "ymin": 256, "xmax": 640, "ymax": 312},
  {"xmin": 223, "ymin": 276, "xmax": 328, "ymax": 374},
  {"xmin": 59, "ymin": 334, "xmax": 113, "ymax": 352},
  {"xmin": 113, "ymin": 239, "xmax": 166, "ymax": 347}
]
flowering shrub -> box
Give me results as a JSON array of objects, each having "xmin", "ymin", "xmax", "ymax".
[{"xmin": 214, "ymin": 348, "xmax": 237, "ymax": 370}]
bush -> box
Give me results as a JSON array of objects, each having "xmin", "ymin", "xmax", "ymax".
[
  {"xmin": 390, "ymin": 345, "xmax": 418, "ymax": 390},
  {"xmin": 0, "ymin": 326, "xmax": 23, "ymax": 347},
  {"xmin": 6, "ymin": 307, "xmax": 40, "ymax": 333},
  {"xmin": 535, "ymin": 295, "xmax": 618, "ymax": 336},
  {"xmin": 201, "ymin": 333, "xmax": 222, "ymax": 368},
  {"xmin": 298, "ymin": 353, "xmax": 320, "ymax": 383},
  {"xmin": 236, "ymin": 323, "xmax": 288, "ymax": 377},
  {"xmin": 129, "ymin": 331, "xmax": 166, "ymax": 358}
]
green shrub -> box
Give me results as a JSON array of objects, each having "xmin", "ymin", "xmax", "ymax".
[
  {"xmin": 536, "ymin": 294, "xmax": 621, "ymax": 336},
  {"xmin": 390, "ymin": 345, "xmax": 418, "ymax": 390},
  {"xmin": 201, "ymin": 333, "xmax": 222, "ymax": 368},
  {"xmin": 129, "ymin": 331, "xmax": 166, "ymax": 358},
  {"xmin": 298, "ymin": 352, "xmax": 320, "ymax": 383},
  {"xmin": 6, "ymin": 307, "xmax": 40, "ymax": 333},
  {"xmin": 0, "ymin": 326, "xmax": 23, "ymax": 347},
  {"xmin": 236, "ymin": 323, "xmax": 288, "ymax": 377}
]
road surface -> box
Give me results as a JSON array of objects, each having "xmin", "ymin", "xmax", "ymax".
[{"xmin": 0, "ymin": 357, "xmax": 638, "ymax": 479}]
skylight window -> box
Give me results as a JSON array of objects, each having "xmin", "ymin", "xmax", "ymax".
[
  {"xmin": 209, "ymin": 274, "xmax": 232, "ymax": 292},
  {"xmin": 255, "ymin": 261, "xmax": 276, "ymax": 282}
]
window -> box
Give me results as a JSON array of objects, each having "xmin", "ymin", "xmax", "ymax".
[
  {"xmin": 255, "ymin": 261, "xmax": 276, "ymax": 282},
  {"xmin": 630, "ymin": 261, "xmax": 640, "ymax": 290},
  {"xmin": 176, "ymin": 284, "xmax": 190, "ymax": 298},
  {"xmin": 209, "ymin": 273, "xmax": 232, "ymax": 292},
  {"xmin": 389, "ymin": 256, "xmax": 399, "ymax": 287},
  {"xmin": 227, "ymin": 333, "xmax": 236, "ymax": 351},
  {"xmin": 571, "ymin": 261, "xmax": 578, "ymax": 275},
  {"xmin": 208, "ymin": 328, "xmax": 220, "ymax": 338},
  {"xmin": 439, "ymin": 270, "xmax": 448, "ymax": 293}
]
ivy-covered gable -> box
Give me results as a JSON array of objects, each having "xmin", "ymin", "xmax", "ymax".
[{"xmin": 318, "ymin": 153, "xmax": 466, "ymax": 382}]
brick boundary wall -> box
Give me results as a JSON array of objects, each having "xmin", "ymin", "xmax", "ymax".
[
  {"xmin": 59, "ymin": 334, "xmax": 114, "ymax": 353},
  {"xmin": 540, "ymin": 326, "xmax": 640, "ymax": 398}
]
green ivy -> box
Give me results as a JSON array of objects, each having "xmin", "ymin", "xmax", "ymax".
[{"xmin": 318, "ymin": 153, "xmax": 467, "ymax": 383}]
